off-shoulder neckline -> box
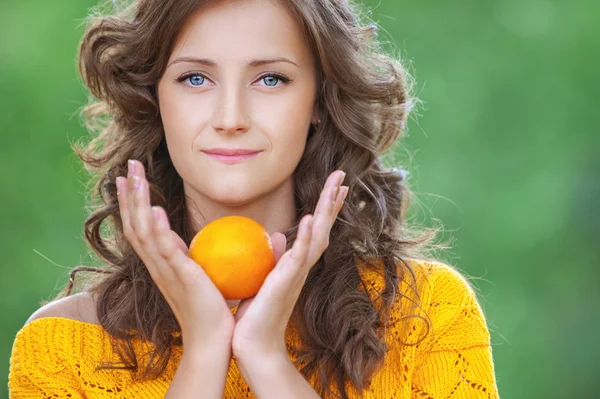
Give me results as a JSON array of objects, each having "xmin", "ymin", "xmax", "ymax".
[
  {"xmin": 19, "ymin": 259, "xmax": 437, "ymax": 335},
  {"xmin": 22, "ymin": 316, "xmax": 105, "ymax": 330},
  {"xmin": 18, "ymin": 316, "xmax": 185, "ymax": 341}
]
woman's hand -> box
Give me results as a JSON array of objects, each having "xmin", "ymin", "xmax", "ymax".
[
  {"xmin": 116, "ymin": 160, "xmax": 235, "ymax": 352},
  {"xmin": 231, "ymin": 170, "xmax": 348, "ymax": 360}
]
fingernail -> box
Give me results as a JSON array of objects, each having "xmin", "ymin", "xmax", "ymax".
[
  {"xmin": 132, "ymin": 175, "xmax": 140, "ymax": 191},
  {"xmin": 128, "ymin": 160, "xmax": 135, "ymax": 177},
  {"xmin": 338, "ymin": 171, "xmax": 346, "ymax": 184},
  {"xmin": 341, "ymin": 186, "xmax": 349, "ymax": 201}
]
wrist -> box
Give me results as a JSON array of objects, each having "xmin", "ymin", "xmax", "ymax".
[
  {"xmin": 232, "ymin": 335, "xmax": 287, "ymax": 362},
  {"xmin": 184, "ymin": 340, "xmax": 232, "ymax": 365},
  {"xmin": 236, "ymin": 352, "xmax": 319, "ymax": 398},
  {"xmin": 236, "ymin": 350, "xmax": 290, "ymax": 376},
  {"xmin": 183, "ymin": 326, "xmax": 234, "ymax": 354}
]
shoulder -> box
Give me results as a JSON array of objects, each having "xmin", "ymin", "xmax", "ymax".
[
  {"xmin": 413, "ymin": 260, "xmax": 487, "ymax": 321},
  {"xmin": 11, "ymin": 292, "xmax": 107, "ymax": 375},
  {"xmin": 415, "ymin": 260, "xmax": 479, "ymax": 306},
  {"xmin": 25, "ymin": 292, "xmax": 99, "ymax": 326},
  {"xmin": 380, "ymin": 258, "xmax": 481, "ymax": 310},
  {"xmin": 360, "ymin": 258, "xmax": 491, "ymax": 345},
  {"xmin": 406, "ymin": 259, "xmax": 492, "ymax": 349},
  {"xmin": 9, "ymin": 293, "xmax": 109, "ymax": 397},
  {"xmin": 358, "ymin": 257, "xmax": 476, "ymax": 306}
]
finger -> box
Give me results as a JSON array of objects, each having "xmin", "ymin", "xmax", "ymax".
[
  {"xmin": 246, "ymin": 217, "xmax": 312, "ymax": 302},
  {"xmin": 116, "ymin": 175, "xmax": 132, "ymax": 238},
  {"xmin": 151, "ymin": 205, "xmax": 224, "ymax": 292},
  {"xmin": 291, "ymin": 214, "xmax": 313, "ymax": 266},
  {"xmin": 149, "ymin": 207, "xmax": 225, "ymax": 325},
  {"xmin": 151, "ymin": 206, "xmax": 195, "ymax": 267},
  {"xmin": 129, "ymin": 161, "xmax": 153, "ymax": 247},
  {"xmin": 170, "ymin": 230, "xmax": 190, "ymax": 255},
  {"xmin": 313, "ymin": 171, "xmax": 343, "ymax": 221},
  {"xmin": 123, "ymin": 160, "xmax": 138, "ymax": 245},
  {"xmin": 151, "ymin": 206, "xmax": 199, "ymax": 279},
  {"xmin": 151, "ymin": 206, "xmax": 183, "ymax": 265},
  {"xmin": 234, "ymin": 217, "xmax": 314, "ymax": 324},
  {"xmin": 274, "ymin": 216, "xmax": 314, "ymax": 313},
  {"xmin": 125, "ymin": 160, "xmax": 169, "ymax": 280},
  {"xmin": 333, "ymin": 186, "xmax": 349, "ymax": 221},
  {"xmin": 118, "ymin": 169, "xmax": 162, "ymax": 283},
  {"xmin": 307, "ymin": 186, "xmax": 336, "ymax": 260},
  {"xmin": 269, "ymin": 232, "xmax": 287, "ymax": 262},
  {"xmin": 308, "ymin": 171, "xmax": 345, "ymax": 261},
  {"xmin": 116, "ymin": 174, "xmax": 141, "ymax": 252}
]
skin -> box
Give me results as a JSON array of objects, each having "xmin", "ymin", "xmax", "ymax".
[{"xmin": 28, "ymin": 0, "xmax": 349, "ymax": 397}]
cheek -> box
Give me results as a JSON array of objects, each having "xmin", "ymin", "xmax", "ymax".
[
  {"xmin": 263, "ymin": 119, "xmax": 309, "ymax": 181},
  {"xmin": 159, "ymin": 91, "xmax": 198, "ymax": 139},
  {"xmin": 157, "ymin": 84, "xmax": 206, "ymax": 167},
  {"xmin": 252, "ymin": 85, "xmax": 315, "ymax": 148}
]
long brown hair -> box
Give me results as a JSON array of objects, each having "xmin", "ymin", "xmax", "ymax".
[{"xmin": 57, "ymin": 0, "xmax": 447, "ymax": 397}]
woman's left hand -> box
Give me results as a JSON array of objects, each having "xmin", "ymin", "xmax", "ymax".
[{"xmin": 231, "ymin": 170, "xmax": 348, "ymax": 361}]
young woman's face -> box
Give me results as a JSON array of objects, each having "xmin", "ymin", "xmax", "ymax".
[{"xmin": 157, "ymin": 0, "xmax": 318, "ymax": 209}]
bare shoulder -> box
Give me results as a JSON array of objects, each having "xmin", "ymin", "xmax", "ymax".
[{"xmin": 25, "ymin": 292, "xmax": 99, "ymax": 326}]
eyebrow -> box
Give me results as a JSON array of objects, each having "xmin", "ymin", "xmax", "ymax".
[{"xmin": 167, "ymin": 56, "xmax": 299, "ymax": 69}]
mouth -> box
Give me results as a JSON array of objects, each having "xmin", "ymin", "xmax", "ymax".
[{"xmin": 201, "ymin": 151, "xmax": 261, "ymax": 164}]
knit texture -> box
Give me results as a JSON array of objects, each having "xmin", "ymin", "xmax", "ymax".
[{"xmin": 8, "ymin": 260, "xmax": 499, "ymax": 398}]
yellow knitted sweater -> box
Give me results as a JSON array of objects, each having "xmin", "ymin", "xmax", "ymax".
[{"xmin": 8, "ymin": 260, "xmax": 499, "ymax": 398}]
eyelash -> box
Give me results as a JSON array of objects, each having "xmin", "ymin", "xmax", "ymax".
[{"xmin": 175, "ymin": 72, "xmax": 292, "ymax": 88}]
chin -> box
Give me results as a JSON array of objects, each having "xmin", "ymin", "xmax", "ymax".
[
  {"xmin": 216, "ymin": 196, "xmax": 251, "ymax": 207},
  {"xmin": 208, "ymin": 188, "xmax": 256, "ymax": 207}
]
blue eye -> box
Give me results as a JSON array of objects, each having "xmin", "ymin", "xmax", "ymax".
[
  {"xmin": 189, "ymin": 75, "xmax": 204, "ymax": 86},
  {"xmin": 263, "ymin": 76, "xmax": 279, "ymax": 87},
  {"xmin": 261, "ymin": 73, "xmax": 291, "ymax": 87},
  {"xmin": 176, "ymin": 73, "xmax": 206, "ymax": 86}
]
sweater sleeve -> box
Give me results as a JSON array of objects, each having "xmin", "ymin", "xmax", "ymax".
[
  {"xmin": 8, "ymin": 318, "xmax": 85, "ymax": 399},
  {"xmin": 410, "ymin": 264, "xmax": 500, "ymax": 398}
]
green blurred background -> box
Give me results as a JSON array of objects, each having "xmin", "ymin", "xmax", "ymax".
[{"xmin": 1, "ymin": 0, "xmax": 597, "ymax": 397}]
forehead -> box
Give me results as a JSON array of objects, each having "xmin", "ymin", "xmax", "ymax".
[{"xmin": 169, "ymin": 0, "xmax": 314, "ymax": 68}]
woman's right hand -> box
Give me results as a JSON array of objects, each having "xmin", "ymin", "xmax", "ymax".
[{"xmin": 116, "ymin": 159, "xmax": 235, "ymax": 352}]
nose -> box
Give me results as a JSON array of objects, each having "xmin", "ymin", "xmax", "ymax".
[{"xmin": 211, "ymin": 85, "xmax": 251, "ymax": 136}]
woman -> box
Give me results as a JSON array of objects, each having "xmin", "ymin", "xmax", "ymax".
[{"xmin": 8, "ymin": 0, "xmax": 500, "ymax": 397}]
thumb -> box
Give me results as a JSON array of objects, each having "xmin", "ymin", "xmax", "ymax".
[
  {"xmin": 235, "ymin": 232, "xmax": 287, "ymax": 323},
  {"xmin": 170, "ymin": 230, "xmax": 189, "ymax": 254},
  {"xmin": 270, "ymin": 232, "xmax": 287, "ymax": 262},
  {"xmin": 234, "ymin": 232, "xmax": 287, "ymax": 322}
]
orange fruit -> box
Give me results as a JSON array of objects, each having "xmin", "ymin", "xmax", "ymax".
[{"xmin": 188, "ymin": 215, "xmax": 276, "ymax": 300}]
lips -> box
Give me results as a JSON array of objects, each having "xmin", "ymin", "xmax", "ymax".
[
  {"xmin": 201, "ymin": 148, "xmax": 261, "ymax": 164},
  {"xmin": 202, "ymin": 148, "xmax": 261, "ymax": 156}
]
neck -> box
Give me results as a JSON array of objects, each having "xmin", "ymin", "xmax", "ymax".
[{"xmin": 184, "ymin": 176, "xmax": 297, "ymax": 237}]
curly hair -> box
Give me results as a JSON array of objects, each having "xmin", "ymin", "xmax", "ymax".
[{"xmin": 56, "ymin": 0, "xmax": 447, "ymax": 397}]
